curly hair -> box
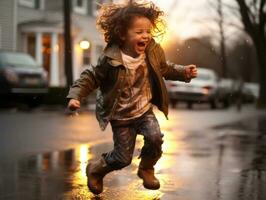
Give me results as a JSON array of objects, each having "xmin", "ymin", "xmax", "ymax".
[{"xmin": 96, "ymin": 1, "xmax": 165, "ymax": 45}]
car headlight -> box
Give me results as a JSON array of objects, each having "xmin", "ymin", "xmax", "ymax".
[{"xmin": 4, "ymin": 68, "xmax": 19, "ymax": 84}]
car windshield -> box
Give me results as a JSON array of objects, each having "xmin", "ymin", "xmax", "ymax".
[{"xmin": 0, "ymin": 52, "xmax": 38, "ymax": 68}]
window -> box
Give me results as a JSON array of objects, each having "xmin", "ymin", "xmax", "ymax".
[
  {"xmin": 19, "ymin": 0, "xmax": 43, "ymax": 9},
  {"xmin": 76, "ymin": 0, "xmax": 83, "ymax": 7},
  {"xmin": 27, "ymin": 34, "xmax": 36, "ymax": 58},
  {"xmin": 19, "ymin": 0, "xmax": 35, "ymax": 8},
  {"xmin": 87, "ymin": 0, "xmax": 93, "ymax": 16},
  {"xmin": 73, "ymin": 0, "xmax": 87, "ymax": 15}
]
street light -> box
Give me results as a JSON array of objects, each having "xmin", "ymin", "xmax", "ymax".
[{"xmin": 79, "ymin": 40, "xmax": 90, "ymax": 50}]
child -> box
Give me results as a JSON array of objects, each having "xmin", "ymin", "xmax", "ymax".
[{"xmin": 67, "ymin": 1, "xmax": 197, "ymax": 195}]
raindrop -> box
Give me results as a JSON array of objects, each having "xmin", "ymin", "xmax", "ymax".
[{"xmin": 187, "ymin": 46, "xmax": 190, "ymax": 49}]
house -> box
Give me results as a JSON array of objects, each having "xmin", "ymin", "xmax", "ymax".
[{"xmin": 0, "ymin": 0, "xmax": 110, "ymax": 87}]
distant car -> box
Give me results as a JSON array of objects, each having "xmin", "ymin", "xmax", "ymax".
[
  {"xmin": 217, "ymin": 78, "xmax": 234, "ymax": 108},
  {"xmin": 231, "ymin": 81, "xmax": 258, "ymax": 103},
  {"xmin": 166, "ymin": 68, "xmax": 221, "ymax": 109},
  {"xmin": 0, "ymin": 51, "xmax": 48, "ymax": 106},
  {"xmin": 243, "ymin": 82, "xmax": 259, "ymax": 102}
]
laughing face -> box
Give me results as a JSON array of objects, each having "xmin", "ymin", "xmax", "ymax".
[{"xmin": 121, "ymin": 16, "xmax": 152, "ymax": 58}]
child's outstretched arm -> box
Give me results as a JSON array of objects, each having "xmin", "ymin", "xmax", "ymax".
[
  {"xmin": 66, "ymin": 55, "xmax": 108, "ymax": 105},
  {"xmin": 156, "ymin": 44, "xmax": 197, "ymax": 82}
]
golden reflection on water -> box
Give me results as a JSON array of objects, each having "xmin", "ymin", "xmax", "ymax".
[
  {"xmin": 133, "ymin": 128, "xmax": 187, "ymax": 192},
  {"xmin": 137, "ymin": 189, "xmax": 163, "ymax": 199},
  {"xmin": 73, "ymin": 144, "xmax": 91, "ymax": 186},
  {"xmin": 154, "ymin": 109, "xmax": 181, "ymax": 130}
]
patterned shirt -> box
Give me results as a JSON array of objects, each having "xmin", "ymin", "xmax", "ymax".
[{"xmin": 111, "ymin": 51, "xmax": 152, "ymax": 121}]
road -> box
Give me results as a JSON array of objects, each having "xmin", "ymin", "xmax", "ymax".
[{"xmin": 0, "ymin": 104, "xmax": 266, "ymax": 200}]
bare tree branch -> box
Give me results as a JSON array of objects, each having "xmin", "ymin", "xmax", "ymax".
[
  {"xmin": 259, "ymin": 0, "xmax": 266, "ymax": 26},
  {"xmin": 235, "ymin": 0, "xmax": 255, "ymax": 37}
]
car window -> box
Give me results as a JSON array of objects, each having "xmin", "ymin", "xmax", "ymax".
[{"xmin": 0, "ymin": 52, "xmax": 39, "ymax": 68}]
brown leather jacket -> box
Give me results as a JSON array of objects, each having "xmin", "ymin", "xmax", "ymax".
[{"xmin": 67, "ymin": 39, "xmax": 190, "ymax": 130}]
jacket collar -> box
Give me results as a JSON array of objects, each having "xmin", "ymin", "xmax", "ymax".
[{"xmin": 103, "ymin": 39, "xmax": 157, "ymax": 67}]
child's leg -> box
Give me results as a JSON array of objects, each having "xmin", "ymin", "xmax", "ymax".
[
  {"xmin": 103, "ymin": 124, "xmax": 138, "ymax": 169},
  {"xmin": 136, "ymin": 111, "xmax": 164, "ymax": 189},
  {"xmin": 137, "ymin": 111, "xmax": 163, "ymax": 162},
  {"xmin": 86, "ymin": 124, "xmax": 137, "ymax": 194}
]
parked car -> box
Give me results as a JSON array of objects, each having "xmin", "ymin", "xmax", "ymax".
[
  {"xmin": 0, "ymin": 51, "xmax": 48, "ymax": 106},
  {"xmin": 217, "ymin": 78, "xmax": 234, "ymax": 108},
  {"xmin": 166, "ymin": 68, "xmax": 222, "ymax": 109},
  {"xmin": 243, "ymin": 82, "xmax": 259, "ymax": 102},
  {"xmin": 231, "ymin": 81, "xmax": 259, "ymax": 103}
]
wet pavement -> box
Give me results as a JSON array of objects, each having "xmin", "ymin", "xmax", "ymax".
[{"xmin": 0, "ymin": 106, "xmax": 266, "ymax": 200}]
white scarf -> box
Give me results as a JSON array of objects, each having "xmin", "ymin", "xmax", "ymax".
[{"xmin": 121, "ymin": 51, "xmax": 146, "ymax": 70}]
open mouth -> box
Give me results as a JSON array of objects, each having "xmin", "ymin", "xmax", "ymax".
[{"xmin": 137, "ymin": 41, "xmax": 146, "ymax": 48}]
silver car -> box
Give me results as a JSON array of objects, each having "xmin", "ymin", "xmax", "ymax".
[
  {"xmin": 166, "ymin": 68, "xmax": 221, "ymax": 109},
  {"xmin": 0, "ymin": 51, "xmax": 48, "ymax": 107}
]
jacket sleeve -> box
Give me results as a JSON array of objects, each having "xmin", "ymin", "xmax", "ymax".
[
  {"xmin": 66, "ymin": 55, "xmax": 108, "ymax": 101},
  {"xmin": 157, "ymin": 44, "xmax": 191, "ymax": 83}
]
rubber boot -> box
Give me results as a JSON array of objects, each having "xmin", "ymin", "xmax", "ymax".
[
  {"xmin": 137, "ymin": 157, "xmax": 160, "ymax": 190},
  {"xmin": 86, "ymin": 157, "xmax": 113, "ymax": 194}
]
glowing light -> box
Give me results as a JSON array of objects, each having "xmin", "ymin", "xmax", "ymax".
[
  {"xmin": 73, "ymin": 144, "xmax": 91, "ymax": 186},
  {"xmin": 79, "ymin": 144, "xmax": 89, "ymax": 177},
  {"xmin": 53, "ymin": 44, "xmax": 59, "ymax": 52},
  {"xmin": 79, "ymin": 40, "xmax": 90, "ymax": 50}
]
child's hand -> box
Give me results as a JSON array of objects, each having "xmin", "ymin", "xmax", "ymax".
[
  {"xmin": 68, "ymin": 99, "xmax": 80, "ymax": 111},
  {"xmin": 185, "ymin": 65, "xmax": 197, "ymax": 80}
]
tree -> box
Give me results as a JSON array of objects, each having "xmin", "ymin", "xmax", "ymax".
[
  {"xmin": 216, "ymin": 0, "xmax": 228, "ymax": 78},
  {"xmin": 234, "ymin": 0, "xmax": 266, "ymax": 107},
  {"xmin": 227, "ymin": 36, "xmax": 258, "ymax": 82},
  {"xmin": 63, "ymin": 0, "xmax": 73, "ymax": 87}
]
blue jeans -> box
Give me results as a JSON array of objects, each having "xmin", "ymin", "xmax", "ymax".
[{"xmin": 103, "ymin": 109, "xmax": 164, "ymax": 170}]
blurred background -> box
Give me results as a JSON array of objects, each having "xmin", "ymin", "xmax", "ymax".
[{"xmin": 0, "ymin": 0, "xmax": 264, "ymax": 109}]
